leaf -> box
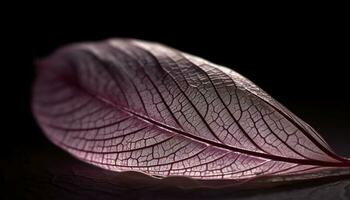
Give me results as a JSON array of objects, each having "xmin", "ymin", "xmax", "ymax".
[{"xmin": 32, "ymin": 39, "xmax": 350, "ymax": 181}]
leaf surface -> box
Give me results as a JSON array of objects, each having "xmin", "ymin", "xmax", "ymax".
[{"xmin": 32, "ymin": 39, "xmax": 350, "ymax": 180}]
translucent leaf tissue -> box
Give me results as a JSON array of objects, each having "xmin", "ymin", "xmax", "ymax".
[{"xmin": 32, "ymin": 39, "xmax": 350, "ymax": 183}]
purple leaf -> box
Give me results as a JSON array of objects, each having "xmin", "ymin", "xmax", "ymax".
[{"xmin": 32, "ymin": 39, "xmax": 350, "ymax": 181}]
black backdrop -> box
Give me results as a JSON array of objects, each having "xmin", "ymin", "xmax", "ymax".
[{"xmin": 3, "ymin": 9, "xmax": 350, "ymax": 199}]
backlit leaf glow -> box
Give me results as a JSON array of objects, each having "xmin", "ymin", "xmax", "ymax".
[{"xmin": 32, "ymin": 39, "xmax": 350, "ymax": 181}]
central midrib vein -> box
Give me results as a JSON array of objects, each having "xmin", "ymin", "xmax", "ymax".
[
  {"xmin": 62, "ymin": 63, "xmax": 350, "ymax": 168},
  {"xmin": 94, "ymin": 92, "xmax": 349, "ymax": 167}
]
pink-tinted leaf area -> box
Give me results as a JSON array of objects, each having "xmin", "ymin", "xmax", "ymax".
[{"xmin": 32, "ymin": 39, "xmax": 350, "ymax": 182}]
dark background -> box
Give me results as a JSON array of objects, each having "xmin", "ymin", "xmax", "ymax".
[{"xmin": 3, "ymin": 7, "xmax": 350, "ymax": 199}]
